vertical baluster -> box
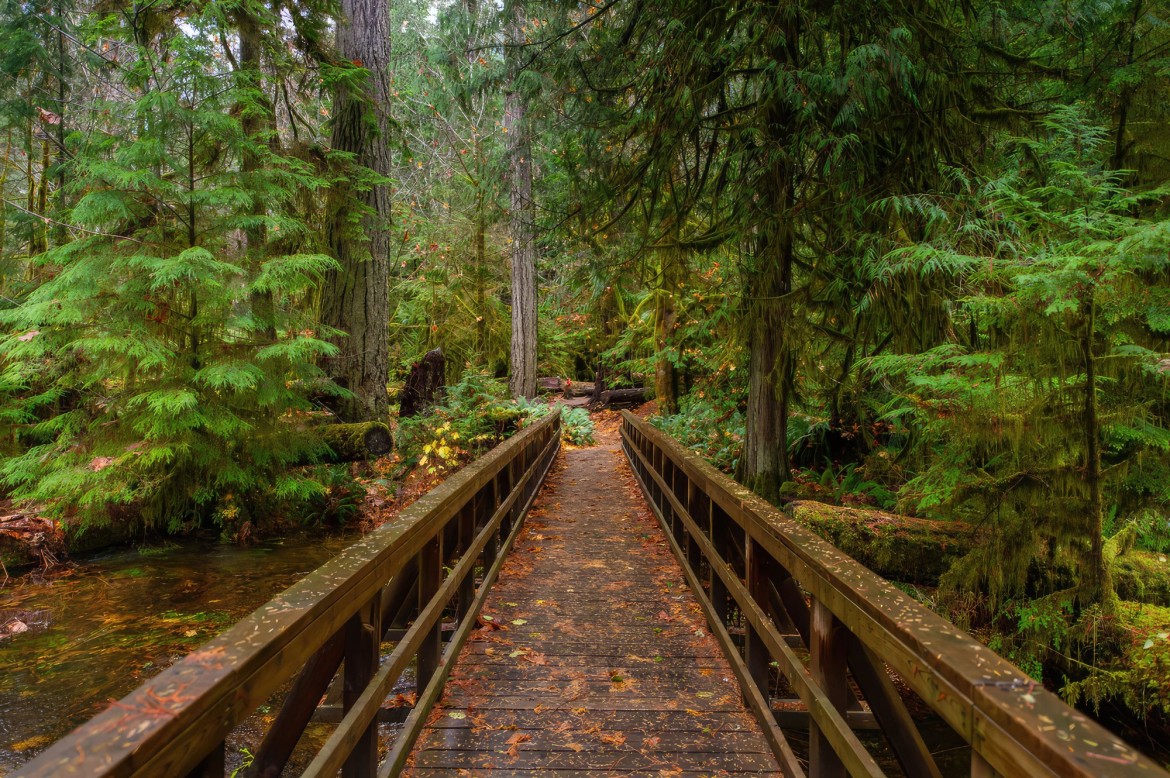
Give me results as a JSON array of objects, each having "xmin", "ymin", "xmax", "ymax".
[
  {"xmin": 809, "ymin": 598, "xmax": 848, "ymax": 778},
  {"xmin": 343, "ymin": 590, "xmax": 382, "ymax": 778},
  {"xmin": 710, "ymin": 501, "xmax": 729, "ymax": 625},
  {"xmin": 416, "ymin": 536, "xmax": 442, "ymax": 696},
  {"xmin": 456, "ymin": 497, "xmax": 476, "ymax": 621},
  {"xmin": 484, "ymin": 478, "xmax": 500, "ymax": 570},
  {"xmin": 685, "ymin": 480, "xmax": 702, "ymax": 571},
  {"xmin": 744, "ymin": 539, "xmax": 770, "ymax": 701},
  {"xmin": 500, "ymin": 465, "xmax": 514, "ymax": 536}
]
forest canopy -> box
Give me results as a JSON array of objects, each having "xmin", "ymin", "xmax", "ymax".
[{"xmin": 1, "ymin": 0, "xmax": 1169, "ymax": 727}]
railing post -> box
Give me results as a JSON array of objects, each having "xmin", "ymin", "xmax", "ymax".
[
  {"xmin": 343, "ymin": 591, "xmax": 381, "ymax": 778},
  {"xmin": 809, "ymin": 598, "xmax": 848, "ymax": 778},
  {"xmin": 417, "ymin": 537, "xmax": 442, "ymax": 696},
  {"xmin": 685, "ymin": 480, "xmax": 702, "ymax": 570},
  {"xmin": 456, "ymin": 498, "xmax": 476, "ymax": 621},
  {"xmin": 710, "ymin": 500, "xmax": 729, "ymax": 625},
  {"xmin": 484, "ymin": 477, "xmax": 500, "ymax": 570},
  {"xmin": 971, "ymin": 752, "xmax": 1001, "ymax": 778},
  {"xmin": 744, "ymin": 539, "xmax": 770, "ymax": 701}
]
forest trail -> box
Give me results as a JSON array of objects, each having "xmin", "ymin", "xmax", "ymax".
[{"xmin": 404, "ymin": 422, "xmax": 781, "ymax": 775}]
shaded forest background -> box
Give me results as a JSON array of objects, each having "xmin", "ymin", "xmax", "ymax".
[{"xmin": 1, "ymin": 0, "xmax": 1169, "ymax": 746}]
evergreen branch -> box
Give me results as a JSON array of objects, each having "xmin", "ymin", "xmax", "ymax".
[{"xmin": 2, "ymin": 200, "xmax": 145, "ymax": 245}]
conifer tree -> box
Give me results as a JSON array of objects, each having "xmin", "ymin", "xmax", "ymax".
[{"xmin": 0, "ymin": 8, "xmax": 339, "ymax": 529}]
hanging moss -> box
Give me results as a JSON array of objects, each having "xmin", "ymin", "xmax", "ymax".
[{"xmin": 786, "ymin": 500, "xmax": 973, "ymax": 586}]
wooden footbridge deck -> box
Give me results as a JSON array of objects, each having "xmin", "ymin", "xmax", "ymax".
[{"xmin": 15, "ymin": 410, "xmax": 1169, "ymax": 777}]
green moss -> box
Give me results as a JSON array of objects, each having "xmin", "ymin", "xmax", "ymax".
[
  {"xmin": 787, "ymin": 500, "xmax": 971, "ymax": 586},
  {"xmin": 1112, "ymin": 550, "xmax": 1170, "ymax": 607},
  {"xmin": 1061, "ymin": 601, "xmax": 1170, "ymax": 717}
]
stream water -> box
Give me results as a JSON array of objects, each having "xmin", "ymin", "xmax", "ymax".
[{"xmin": 0, "ymin": 533, "xmax": 358, "ymax": 775}]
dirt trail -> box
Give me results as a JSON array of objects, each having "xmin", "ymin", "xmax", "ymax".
[{"xmin": 405, "ymin": 421, "xmax": 781, "ymax": 775}]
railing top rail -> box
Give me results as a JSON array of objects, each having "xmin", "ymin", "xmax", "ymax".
[
  {"xmin": 17, "ymin": 410, "xmax": 561, "ymax": 778},
  {"xmin": 621, "ymin": 411, "xmax": 1165, "ymax": 777}
]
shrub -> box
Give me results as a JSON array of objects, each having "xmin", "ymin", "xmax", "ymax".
[
  {"xmin": 396, "ymin": 373, "xmax": 524, "ymax": 473},
  {"xmin": 515, "ymin": 398, "xmax": 595, "ymax": 446},
  {"xmin": 651, "ymin": 394, "xmax": 744, "ymax": 473}
]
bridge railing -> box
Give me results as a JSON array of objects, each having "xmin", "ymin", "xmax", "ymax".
[
  {"xmin": 621, "ymin": 411, "xmax": 1165, "ymax": 778},
  {"xmin": 18, "ymin": 408, "xmax": 561, "ymax": 778}
]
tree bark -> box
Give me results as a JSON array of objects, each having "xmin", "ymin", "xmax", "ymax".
[
  {"xmin": 653, "ymin": 258, "xmax": 680, "ymax": 414},
  {"xmin": 505, "ymin": 2, "xmax": 538, "ymax": 399},
  {"xmin": 1080, "ymin": 293, "xmax": 1113, "ymax": 610},
  {"xmin": 739, "ymin": 229, "xmax": 792, "ymax": 503},
  {"xmin": 236, "ymin": 7, "xmax": 276, "ymax": 341},
  {"xmin": 320, "ymin": 0, "xmax": 392, "ymax": 421}
]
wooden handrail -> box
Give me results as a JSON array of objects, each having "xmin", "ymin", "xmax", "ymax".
[
  {"xmin": 620, "ymin": 411, "xmax": 1166, "ymax": 778},
  {"xmin": 16, "ymin": 409, "xmax": 561, "ymax": 778}
]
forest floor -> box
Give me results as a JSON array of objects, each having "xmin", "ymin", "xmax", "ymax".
[{"xmin": 405, "ymin": 414, "xmax": 780, "ymax": 774}]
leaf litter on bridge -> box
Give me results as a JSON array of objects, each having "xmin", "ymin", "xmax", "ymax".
[{"xmin": 404, "ymin": 410, "xmax": 781, "ymax": 775}]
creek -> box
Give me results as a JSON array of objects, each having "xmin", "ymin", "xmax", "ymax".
[{"xmin": 0, "ymin": 533, "xmax": 357, "ymax": 774}]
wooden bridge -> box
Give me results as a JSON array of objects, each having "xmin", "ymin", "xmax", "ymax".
[{"xmin": 14, "ymin": 409, "xmax": 1169, "ymax": 777}]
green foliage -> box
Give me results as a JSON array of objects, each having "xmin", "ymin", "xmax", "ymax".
[
  {"xmin": 559, "ymin": 407, "xmax": 595, "ymax": 446},
  {"xmin": 867, "ymin": 110, "xmax": 1170, "ymax": 611},
  {"xmin": 651, "ymin": 394, "xmax": 744, "ymax": 474},
  {"xmin": 396, "ymin": 373, "xmax": 523, "ymax": 472},
  {"xmin": 1061, "ymin": 603, "xmax": 1170, "ymax": 717},
  {"xmin": 0, "ymin": 10, "xmax": 341, "ymax": 532}
]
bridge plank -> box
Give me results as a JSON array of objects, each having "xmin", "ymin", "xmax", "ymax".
[{"xmin": 404, "ymin": 426, "xmax": 784, "ymax": 776}]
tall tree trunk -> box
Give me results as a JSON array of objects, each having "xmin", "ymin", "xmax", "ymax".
[
  {"xmin": 236, "ymin": 7, "xmax": 276, "ymax": 341},
  {"xmin": 739, "ymin": 228, "xmax": 793, "ymax": 503},
  {"xmin": 320, "ymin": 0, "xmax": 392, "ymax": 421},
  {"xmin": 654, "ymin": 257, "xmax": 679, "ymax": 414},
  {"xmin": 1080, "ymin": 293, "xmax": 1113, "ymax": 611},
  {"xmin": 1110, "ymin": 0, "xmax": 1141, "ymax": 173},
  {"xmin": 505, "ymin": 3, "xmax": 537, "ymax": 399}
]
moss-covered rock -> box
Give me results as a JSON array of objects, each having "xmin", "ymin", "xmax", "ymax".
[
  {"xmin": 1112, "ymin": 550, "xmax": 1170, "ymax": 607},
  {"xmin": 786, "ymin": 500, "xmax": 973, "ymax": 586}
]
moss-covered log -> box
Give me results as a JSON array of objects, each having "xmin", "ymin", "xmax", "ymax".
[
  {"xmin": 320, "ymin": 422, "xmax": 393, "ymax": 461},
  {"xmin": 596, "ymin": 388, "xmax": 648, "ymax": 408},
  {"xmin": 1112, "ymin": 550, "xmax": 1170, "ymax": 607},
  {"xmin": 785, "ymin": 500, "xmax": 973, "ymax": 586}
]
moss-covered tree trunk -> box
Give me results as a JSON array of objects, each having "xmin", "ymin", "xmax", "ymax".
[
  {"xmin": 740, "ymin": 225, "xmax": 793, "ymax": 503},
  {"xmin": 321, "ymin": 0, "xmax": 392, "ymax": 422},
  {"xmin": 654, "ymin": 258, "xmax": 680, "ymax": 414},
  {"xmin": 1080, "ymin": 293, "xmax": 1114, "ymax": 610}
]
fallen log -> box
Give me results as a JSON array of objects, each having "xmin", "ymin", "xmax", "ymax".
[
  {"xmin": 562, "ymin": 381, "xmax": 594, "ymax": 398},
  {"xmin": 319, "ymin": 422, "xmax": 393, "ymax": 461},
  {"xmin": 785, "ymin": 500, "xmax": 972, "ymax": 586},
  {"xmin": 537, "ymin": 377, "xmax": 563, "ymax": 393},
  {"xmin": 595, "ymin": 387, "xmax": 648, "ymax": 408}
]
